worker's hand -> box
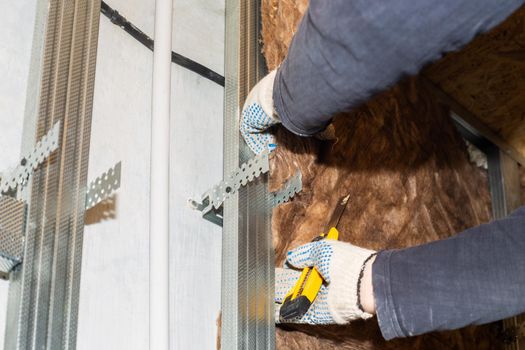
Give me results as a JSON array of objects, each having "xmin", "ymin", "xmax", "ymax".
[
  {"xmin": 240, "ymin": 70, "xmax": 280, "ymax": 154},
  {"xmin": 275, "ymin": 240, "xmax": 376, "ymax": 325}
]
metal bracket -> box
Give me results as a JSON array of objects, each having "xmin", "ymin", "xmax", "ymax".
[
  {"xmin": 272, "ymin": 172, "xmax": 302, "ymax": 207},
  {"xmin": 0, "ymin": 121, "xmax": 61, "ymax": 193},
  {"xmin": 189, "ymin": 152, "xmax": 302, "ymax": 226},
  {"xmin": 0, "ymin": 162, "xmax": 121, "ymax": 279},
  {"xmin": 85, "ymin": 162, "xmax": 122, "ymax": 211},
  {"xmin": 0, "ymin": 196, "xmax": 26, "ymax": 276},
  {"xmin": 204, "ymin": 150, "xmax": 269, "ymax": 210},
  {"xmin": 189, "ymin": 150, "xmax": 270, "ymax": 226}
]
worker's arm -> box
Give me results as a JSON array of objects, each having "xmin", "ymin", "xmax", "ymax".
[
  {"xmin": 277, "ymin": 206, "xmax": 525, "ymax": 339},
  {"xmin": 274, "ymin": 0, "xmax": 525, "ymax": 136},
  {"xmin": 373, "ymin": 205, "xmax": 525, "ymax": 340}
]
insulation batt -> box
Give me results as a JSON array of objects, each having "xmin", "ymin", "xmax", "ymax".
[{"xmin": 262, "ymin": 0, "xmax": 505, "ymax": 348}]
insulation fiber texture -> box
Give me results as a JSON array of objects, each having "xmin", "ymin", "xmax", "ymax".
[{"xmin": 262, "ymin": 0, "xmax": 501, "ymax": 349}]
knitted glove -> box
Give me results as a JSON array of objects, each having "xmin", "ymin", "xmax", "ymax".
[
  {"xmin": 275, "ymin": 240, "xmax": 376, "ymax": 324},
  {"xmin": 240, "ymin": 70, "xmax": 280, "ymax": 154}
]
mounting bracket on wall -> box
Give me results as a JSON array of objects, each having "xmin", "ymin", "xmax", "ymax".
[
  {"xmin": 85, "ymin": 162, "xmax": 122, "ymax": 210},
  {"xmin": 0, "ymin": 121, "xmax": 62, "ymax": 278},
  {"xmin": 272, "ymin": 171, "xmax": 302, "ymax": 207},
  {"xmin": 0, "ymin": 125, "xmax": 122, "ymax": 278},
  {"xmin": 0, "ymin": 121, "xmax": 61, "ymax": 194},
  {"xmin": 189, "ymin": 150, "xmax": 302, "ymax": 226}
]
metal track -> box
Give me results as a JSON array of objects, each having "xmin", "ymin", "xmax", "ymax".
[
  {"xmin": 424, "ymin": 78, "xmax": 525, "ymax": 166},
  {"xmin": 222, "ymin": 0, "xmax": 275, "ymax": 348},
  {"xmin": 452, "ymin": 113, "xmax": 524, "ymax": 350},
  {"xmin": 487, "ymin": 147, "xmax": 524, "ymax": 350},
  {"xmin": 4, "ymin": 0, "xmax": 100, "ymax": 349}
]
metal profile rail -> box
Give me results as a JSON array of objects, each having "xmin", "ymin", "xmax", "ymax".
[
  {"xmin": 4, "ymin": 0, "xmax": 100, "ymax": 349},
  {"xmin": 424, "ymin": 76, "xmax": 525, "ymax": 349},
  {"xmin": 222, "ymin": 0, "xmax": 275, "ymax": 348},
  {"xmin": 452, "ymin": 112, "xmax": 524, "ymax": 349}
]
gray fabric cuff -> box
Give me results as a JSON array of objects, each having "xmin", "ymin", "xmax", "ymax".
[
  {"xmin": 372, "ymin": 250, "xmax": 406, "ymax": 340},
  {"xmin": 273, "ymin": 67, "xmax": 329, "ymax": 137}
]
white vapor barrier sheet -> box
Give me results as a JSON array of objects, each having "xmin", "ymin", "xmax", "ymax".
[
  {"xmin": 77, "ymin": 0, "xmax": 154, "ymax": 348},
  {"xmin": 0, "ymin": 0, "xmax": 38, "ymax": 347},
  {"xmin": 170, "ymin": 0, "xmax": 224, "ymax": 349},
  {"xmin": 0, "ymin": 0, "xmax": 224, "ymax": 348},
  {"xmin": 76, "ymin": 0, "xmax": 224, "ymax": 349}
]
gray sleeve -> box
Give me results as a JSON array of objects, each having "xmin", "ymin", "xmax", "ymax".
[
  {"xmin": 273, "ymin": 0, "xmax": 525, "ymax": 136},
  {"xmin": 373, "ymin": 206, "xmax": 525, "ymax": 340}
]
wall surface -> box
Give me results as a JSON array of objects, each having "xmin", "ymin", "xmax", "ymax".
[
  {"xmin": 0, "ymin": 0, "xmax": 38, "ymax": 347},
  {"xmin": 169, "ymin": 0, "xmax": 224, "ymax": 348},
  {"xmin": 78, "ymin": 0, "xmax": 224, "ymax": 349},
  {"xmin": 77, "ymin": 0, "xmax": 155, "ymax": 348},
  {"xmin": 0, "ymin": 0, "xmax": 224, "ymax": 349}
]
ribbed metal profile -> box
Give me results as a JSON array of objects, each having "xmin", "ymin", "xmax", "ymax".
[
  {"xmin": 222, "ymin": 0, "xmax": 275, "ymax": 348},
  {"xmin": 4, "ymin": 0, "xmax": 100, "ymax": 349}
]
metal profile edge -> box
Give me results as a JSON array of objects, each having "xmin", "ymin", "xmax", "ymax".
[
  {"xmin": 452, "ymin": 112, "xmax": 524, "ymax": 350},
  {"xmin": 423, "ymin": 77, "xmax": 525, "ymax": 166},
  {"xmin": 4, "ymin": 0, "xmax": 101, "ymax": 349},
  {"xmin": 222, "ymin": 0, "xmax": 275, "ymax": 348}
]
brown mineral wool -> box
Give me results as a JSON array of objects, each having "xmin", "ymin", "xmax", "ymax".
[
  {"xmin": 270, "ymin": 79, "xmax": 493, "ymax": 263},
  {"xmin": 271, "ymin": 80, "xmax": 499, "ymax": 350},
  {"xmin": 262, "ymin": 1, "xmax": 501, "ymax": 349}
]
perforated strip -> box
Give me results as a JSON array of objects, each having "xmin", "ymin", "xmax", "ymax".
[
  {"xmin": 0, "ymin": 121, "xmax": 60, "ymax": 193},
  {"xmin": 199, "ymin": 150, "xmax": 269, "ymax": 213},
  {"xmin": 272, "ymin": 172, "xmax": 302, "ymax": 207},
  {"xmin": 85, "ymin": 162, "xmax": 122, "ymax": 210},
  {"xmin": 190, "ymin": 165, "xmax": 300, "ymax": 227}
]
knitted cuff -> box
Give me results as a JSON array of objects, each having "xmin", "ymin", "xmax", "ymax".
[
  {"xmin": 328, "ymin": 242, "xmax": 376, "ymax": 323},
  {"xmin": 254, "ymin": 70, "xmax": 279, "ymax": 121}
]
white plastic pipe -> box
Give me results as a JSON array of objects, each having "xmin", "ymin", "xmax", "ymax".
[{"xmin": 150, "ymin": 0, "xmax": 172, "ymax": 348}]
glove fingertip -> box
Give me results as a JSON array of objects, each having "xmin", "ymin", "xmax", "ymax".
[{"xmin": 286, "ymin": 256, "xmax": 312, "ymax": 269}]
